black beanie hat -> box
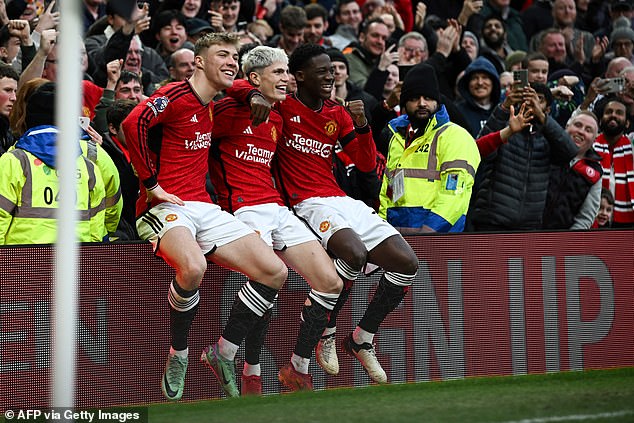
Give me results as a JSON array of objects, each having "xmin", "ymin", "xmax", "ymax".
[
  {"xmin": 399, "ymin": 63, "xmax": 441, "ymax": 108},
  {"xmin": 326, "ymin": 48, "xmax": 349, "ymax": 74},
  {"xmin": 26, "ymin": 82, "xmax": 56, "ymax": 129}
]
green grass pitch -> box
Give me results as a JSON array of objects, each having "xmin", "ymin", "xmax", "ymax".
[{"xmin": 145, "ymin": 367, "xmax": 634, "ymax": 423}]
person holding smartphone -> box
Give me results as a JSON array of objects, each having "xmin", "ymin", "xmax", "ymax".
[{"xmin": 466, "ymin": 81, "xmax": 578, "ymax": 232}]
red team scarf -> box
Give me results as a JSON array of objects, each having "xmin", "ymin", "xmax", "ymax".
[{"xmin": 593, "ymin": 134, "xmax": 634, "ymax": 224}]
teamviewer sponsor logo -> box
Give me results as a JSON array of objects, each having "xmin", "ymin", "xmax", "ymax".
[
  {"xmin": 185, "ymin": 132, "xmax": 212, "ymax": 150},
  {"xmin": 287, "ymin": 134, "xmax": 332, "ymax": 158},
  {"xmin": 235, "ymin": 144, "xmax": 274, "ymax": 165}
]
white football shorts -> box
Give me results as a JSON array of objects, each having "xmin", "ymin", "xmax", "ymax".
[
  {"xmin": 293, "ymin": 196, "xmax": 399, "ymax": 251},
  {"xmin": 137, "ymin": 201, "xmax": 254, "ymax": 255},
  {"xmin": 234, "ymin": 202, "xmax": 316, "ymax": 250}
]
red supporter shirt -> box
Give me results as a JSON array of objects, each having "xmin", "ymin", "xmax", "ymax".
[
  {"xmin": 122, "ymin": 81, "xmax": 214, "ymax": 216},
  {"xmin": 209, "ymin": 96, "xmax": 284, "ymax": 212}
]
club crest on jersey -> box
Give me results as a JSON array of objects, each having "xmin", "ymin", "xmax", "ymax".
[
  {"xmin": 165, "ymin": 214, "xmax": 178, "ymax": 222},
  {"xmin": 324, "ymin": 120, "xmax": 337, "ymax": 136},
  {"xmin": 271, "ymin": 126, "xmax": 278, "ymax": 143},
  {"xmin": 319, "ymin": 220, "xmax": 330, "ymax": 232},
  {"xmin": 147, "ymin": 96, "xmax": 169, "ymax": 116}
]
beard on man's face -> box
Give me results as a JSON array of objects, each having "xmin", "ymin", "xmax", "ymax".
[{"xmin": 600, "ymin": 117, "xmax": 628, "ymax": 137}]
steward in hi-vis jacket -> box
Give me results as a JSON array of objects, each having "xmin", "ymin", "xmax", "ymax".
[
  {"xmin": 0, "ymin": 83, "xmax": 108, "ymax": 245},
  {"xmin": 379, "ymin": 63, "xmax": 481, "ymax": 233}
]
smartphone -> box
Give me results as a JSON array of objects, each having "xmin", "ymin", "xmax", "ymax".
[
  {"xmin": 601, "ymin": 77, "xmax": 624, "ymax": 94},
  {"xmin": 79, "ymin": 116, "xmax": 90, "ymax": 130},
  {"xmin": 513, "ymin": 69, "xmax": 529, "ymax": 88}
]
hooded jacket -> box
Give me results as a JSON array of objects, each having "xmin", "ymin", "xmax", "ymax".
[
  {"xmin": 0, "ymin": 126, "xmax": 107, "ymax": 244},
  {"xmin": 456, "ymin": 57, "xmax": 501, "ymax": 138}
]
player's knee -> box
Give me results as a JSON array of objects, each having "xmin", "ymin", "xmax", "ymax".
[
  {"xmin": 265, "ymin": 262, "xmax": 288, "ymax": 289},
  {"xmin": 343, "ymin": 247, "xmax": 368, "ymax": 272},
  {"xmin": 319, "ymin": 271, "xmax": 343, "ymax": 294},
  {"xmin": 177, "ymin": 256, "xmax": 207, "ymax": 288}
]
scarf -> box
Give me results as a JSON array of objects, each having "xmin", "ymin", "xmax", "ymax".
[{"xmin": 593, "ymin": 134, "xmax": 634, "ymax": 224}]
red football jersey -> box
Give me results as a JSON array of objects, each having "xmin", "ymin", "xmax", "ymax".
[
  {"xmin": 209, "ymin": 96, "xmax": 284, "ymax": 212},
  {"xmin": 274, "ymin": 94, "xmax": 376, "ymax": 206},
  {"xmin": 122, "ymin": 81, "xmax": 214, "ymax": 216}
]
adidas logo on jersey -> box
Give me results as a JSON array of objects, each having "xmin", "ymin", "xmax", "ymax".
[
  {"xmin": 190, "ymin": 114, "xmax": 198, "ymax": 123},
  {"xmin": 243, "ymin": 126, "xmax": 253, "ymax": 135},
  {"xmin": 290, "ymin": 116, "xmax": 301, "ymax": 123}
]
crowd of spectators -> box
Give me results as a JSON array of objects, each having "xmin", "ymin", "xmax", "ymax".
[{"xmin": 0, "ymin": 0, "xmax": 632, "ymax": 245}]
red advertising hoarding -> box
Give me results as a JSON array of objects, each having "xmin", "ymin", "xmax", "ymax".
[{"xmin": 1, "ymin": 231, "xmax": 632, "ymax": 410}]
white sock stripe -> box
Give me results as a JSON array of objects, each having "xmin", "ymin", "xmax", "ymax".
[
  {"xmin": 238, "ymin": 282, "xmax": 271, "ymax": 317},
  {"xmin": 309, "ymin": 290, "xmax": 339, "ymax": 310},
  {"xmin": 334, "ymin": 258, "xmax": 360, "ymax": 280},
  {"xmin": 384, "ymin": 271, "xmax": 416, "ymax": 286},
  {"xmin": 168, "ymin": 287, "xmax": 199, "ymax": 312}
]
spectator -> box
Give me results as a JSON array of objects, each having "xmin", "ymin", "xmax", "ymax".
[
  {"xmin": 329, "ymin": 0, "xmax": 363, "ymax": 50},
  {"xmin": 397, "ymin": 32, "xmax": 428, "ymax": 66},
  {"xmin": 530, "ymin": 0, "xmax": 595, "ymax": 67},
  {"xmin": 379, "ymin": 63, "xmax": 480, "ymax": 233},
  {"xmin": 152, "ymin": 10, "xmax": 193, "ymax": 66},
  {"xmin": 85, "ymin": 4, "xmax": 168, "ymax": 92},
  {"xmin": 102, "ymin": 99, "xmax": 139, "ymax": 240},
  {"xmin": 167, "ymin": 48, "xmax": 196, "ymax": 82},
  {"xmin": 0, "ymin": 20, "xmax": 34, "ymax": 72},
  {"xmin": 542, "ymin": 110, "xmax": 602, "ymax": 229},
  {"xmin": 0, "ymin": 82, "xmax": 107, "ymax": 244},
  {"xmin": 461, "ymin": 30, "xmax": 480, "ymax": 62},
  {"xmin": 608, "ymin": 17, "xmax": 634, "ymax": 64},
  {"xmin": 0, "ymin": 63, "xmax": 16, "ymax": 156},
  {"xmin": 82, "ymin": 0, "xmax": 106, "ymax": 34},
  {"xmin": 593, "ymin": 97, "xmax": 634, "ymax": 227},
  {"xmin": 267, "ymin": 5, "xmax": 306, "ymax": 56},
  {"xmin": 479, "ymin": 15, "xmax": 512, "ymax": 74},
  {"xmin": 480, "ymin": 0, "xmax": 528, "ymax": 51},
  {"xmin": 456, "ymin": 56, "xmax": 501, "ymax": 138},
  {"xmin": 9, "ymin": 77, "xmax": 47, "ymax": 138},
  {"xmin": 467, "ymin": 82, "xmax": 578, "ymax": 231},
  {"xmin": 524, "ymin": 52, "xmax": 550, "ymax": 84},
  {"xmin": 181, "ymin": 0, "xmax": 204, "ymax": 19},
  {"xmin": 593, "ymin": 188, "xmax": 615, "ymax": 228},
  {"xmin": 185, "ymin": 18, "xmax": 214, "ymax": 45},
  {"xmin": 304, "ymin": 3, "xmax": 331, "ymax": 46},
  {"xmin": 505, "ymin": 49, "xmax": 526, "ymax": 71},
  {"xmin": 521, "ymin": 0, "xmax": 553, "ymax": 43},
  {"xmin": 343, "ymin": 18, "xmax": 390, "ymax": 88},
  {"xmin": 593, "ymin": 0, "xmax": 634, "ymax": 40},
  {"xmin": 115, "ymin": 70, "xmax": 145, "ymax": 103},
  {"xmin": 579, "ymin": 57, "xmax": 631, "ymax": 113}
]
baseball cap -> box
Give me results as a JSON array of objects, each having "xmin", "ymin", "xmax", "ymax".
[{"xmin": 186, "ymin": 18, "xmax": 214, "ymax": 36}]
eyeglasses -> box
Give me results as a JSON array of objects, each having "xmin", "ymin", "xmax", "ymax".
[{"xmin": 402, "ymin": 47, "xmax": 423, "ymax": 54}]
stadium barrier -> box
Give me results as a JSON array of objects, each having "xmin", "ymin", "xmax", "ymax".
[{"xmin": 1, "ymin": 230, "xmax": 633, "ymax": 410}]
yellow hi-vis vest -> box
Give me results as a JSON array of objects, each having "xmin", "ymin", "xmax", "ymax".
[
  {"xmin": 378, "ymin": 116, "xmax": 481, "ymax": 233},
  {"xmin": 81, "ymin": 139, "xmax": 122, "ymax": 238},
  {"xmin": 0, "ymin": 148, "xmax": 106, "ymax": 245}
]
